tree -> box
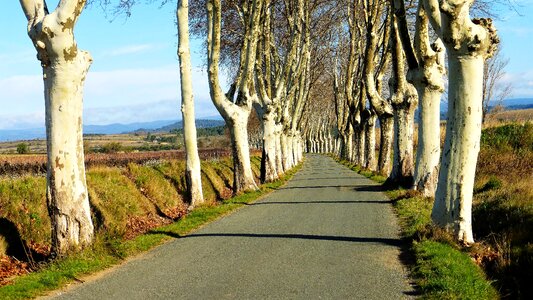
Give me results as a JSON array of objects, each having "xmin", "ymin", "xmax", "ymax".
[
  {"xmin": 411, "ymin": 3, "xmax": 446, "ymax": 197},
  {"xmin": 177, "ymin": 0, "xmax": 204, "ymax": 207},
  {"xmin": 424, "ymin": 0, "xmax": 499, "ymax": 244},
  {"xmin": 206, "ymin": 0, "xmax": 261, "ymax": 193},
  {"xmin": 253, "ymin": 0, "xmax": 306, "ymax": 182},
  {"xmin": 387, "ymin": 6, "xmax": 418, "ymax": 187},
  {"xmin": 16, "ymin": 143, "xmax": 30, "ymax": 154},
  {"xmin": 19, "ymin": 0, "xmax": 94, "ymax": 255},
  {"xmin": 362, "ymin": 0, "xmax": 395, "ymax": 176},
  {"xmin": 482, "ymin": 46, "xmax": 512, "ymax": 121},
  {"xmin": 389, "ymin": 0, "xmax": 446, "ymax": 195}
]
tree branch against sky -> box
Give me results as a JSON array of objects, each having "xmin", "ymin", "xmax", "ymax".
[{"xmin": 2, "ymin": 1, "xmax": 533, "ymax": 133}]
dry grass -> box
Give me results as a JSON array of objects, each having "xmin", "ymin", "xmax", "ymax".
[
  {"xmin": 127, "ymin": 163, "xmax": 186, "ymax": 219},
  {"xmin": 87, "ymin": 167, "xmax": 156, "ymax": 237},
  {"xmin": 0, "ymin": 177, "xmax": 49, "ymax": 249},
  {"xmin": 471, "ymin": 123, "xmax": 533, "ymax": 298},
  {"xmin": 484, "ymin": 108, "xmax": 533, "ymax": 127}
]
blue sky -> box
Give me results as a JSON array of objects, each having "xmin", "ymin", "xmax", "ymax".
[{"xmin": 1, "ymin": 1, "xmax": 533, "ymax": 130}]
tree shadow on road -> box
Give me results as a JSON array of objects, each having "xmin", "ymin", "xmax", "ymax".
[
  {"xmin": 150, "ymin": 231, "xmax": 403, "ymax": 247},
  {"xmin": 245, "ymin": 200, "xmax": 393, "ymax": 206}
]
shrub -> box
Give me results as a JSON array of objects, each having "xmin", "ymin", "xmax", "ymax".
[
  {"xmin": 100, "ymin": 142, "xmax": 123, "ymax": 154},
  {"xmin": 481, "ymin": 123, "xmax": 533, "ymax": 153},
  {"xmin": 16, "ymin": 143, "xmax": 29, "ymax": 154}
]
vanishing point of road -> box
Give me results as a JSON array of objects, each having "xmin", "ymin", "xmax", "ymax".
[{"xmin": 47, "ymin": 154, "xmax": 414, "ymax": 299}]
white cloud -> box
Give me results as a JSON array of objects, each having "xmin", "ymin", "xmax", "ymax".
[
  {"xmin": 83, "ymin": 98, "xmax": 218, "ymax": 125},
  {"xmin": 0, "ymin": 111, "xmax": 44, "ymax": 130},
  {"xmin": 501, "ymin": 70, "xmax": 533, "ymax": 98},
  {"xmin": 0, "ymin": 65, "xmax": 221, "ymax": 130},
  {"xmin": 0, "ymin": 74, "xmax": 44, "ymax": 115},
  {"xmin": 0, "ymin": 50, "xmax": 35, "ymax": 72}
]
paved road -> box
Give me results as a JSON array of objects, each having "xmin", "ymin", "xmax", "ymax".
[{"xmin": 47, "ymin": 154, "xmax": 414, "ymax": 299}]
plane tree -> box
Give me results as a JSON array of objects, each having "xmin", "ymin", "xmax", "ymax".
[
  {"xmin": 19, "ymin": 0, "xmax": 95, "ymax": 255},
  {"xmin": 177, "ymin": 0, "xmax": 205, "ymax": 207},
  {"xmin": 423, "ymin": 0, "xmax": 499, "ymax": 244}
]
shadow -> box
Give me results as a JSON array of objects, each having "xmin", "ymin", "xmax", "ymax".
[
  {"xmin": 0, "ymin": 218, "xmax": 47, "ymax": 263},
  {"xmin": 290, "ymin": 177, "xmax": 359, "ymax": 182},
  {"xmin": 184, "ymin": 233, "xmax": 403, "ymax": 247},
  {"xmin": 279, "ymin": 185, "xmax": 359, "ymax": 190},
  {"xmin": 353, "ymin": 185, "xmax": 386, "ymax": 192},
  {"xmin": 149, "ymin": 231, "xmax": 403, "ymax": 247},
  {"xmin": 245, "ymin": 200, "xmax": 393, "ymax": 206}
]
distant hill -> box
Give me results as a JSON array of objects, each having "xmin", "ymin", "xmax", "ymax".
[
  {"xmin": 438, "ymin": 97, "xmax": 533, "ymax": 120},
  {"xmin": 134, "ymin": 119, "xmax": 226, "ymax": 133},
  {"xmin": 0, "ymin": 118, "xmax": 225, "ymax": 142},
  {"xmin": 0, "ymin": 128, "xmax": 46, "ymax": 142},
  {"xmin": 84, "ymin": 120, "xmax": 177, "ymax": 135}
]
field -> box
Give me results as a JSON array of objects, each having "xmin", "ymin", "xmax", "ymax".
[
  {"xmin": 484, "ymin": 108, "xmax": 533, "ymax": 126},
  {"xmin": 0, "ymin": 131, "xmax": 230, "ymax": 154}
]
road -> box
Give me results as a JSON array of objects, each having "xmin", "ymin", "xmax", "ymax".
[{"xmin": 46, "ymin": 154, "xmax": 414, "ymax": 299}]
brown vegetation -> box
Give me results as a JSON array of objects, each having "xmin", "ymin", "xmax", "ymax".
[
  {"xmin": 0, "ymin": 153, "xmax": 261, "ymax": 285},
  {"xmin": 471, "ymin": 123, "xmax": 533, "ymax": 298},
  {"xmin": 484, "ymin": 108, "xmax": 533, "ymax": 127},
  {"xmin": 0, "ymin": 149, "xmax": 232, "ymax": 177}
]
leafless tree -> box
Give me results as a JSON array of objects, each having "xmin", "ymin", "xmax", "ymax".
[{"xmin": 482, "ymin": 46, "xmax": 512, "ymax": 121}]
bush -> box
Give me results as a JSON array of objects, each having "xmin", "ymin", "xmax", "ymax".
[
  {"xmin": 481, "ymin": 123, "xmax": 533, "ymax": 153},
  {"xmin": 16, "ymin": 143, "xmax": 29, "ymax": 154},
  {"xmin": 100, "ymin": 142, "xmax": 123, "ymax": 154}
]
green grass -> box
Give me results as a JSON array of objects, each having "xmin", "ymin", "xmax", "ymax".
[
  {"xmin": 335, "ymin": 158, "xmax": 387, "ymax": 183},
  {"xmin": 87, "ymin": 167, "xmax": 155, "ymax": 236},
  {"xmin": 392, "ymin": 194, "xmax": 433, "ymax": 239},
  {"xmin": 413, "ymin": 241, "xmax": 498, "ymax": 300},
  {"xmin": 0, "ymin": 158, "xmax": 303, "ymax": 300},
  {"xmin": 127, "ymin": 163, "xmax": 185, "ymax": 216},
  {"xmin": 0, "ymin": 177, "xmax": 50, "ymax": 248},
  {"xmin": 481, "ymin": 122, "xmax": 533, "ymax": 153}
]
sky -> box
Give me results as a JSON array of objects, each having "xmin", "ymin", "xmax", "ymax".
[{"xmin": 1, "ymin": 1, "xmax": 533, "ymax": 130}]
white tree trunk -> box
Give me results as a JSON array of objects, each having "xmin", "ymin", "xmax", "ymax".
[
  {"xmin": 390, "ymin": 96, "xmax": 417, "ymax": 186},
  {"xmin": 378, "ymin": 116, "xmax": 394, "ymax": 176},
  {"xmin": 413, "ymin": 87, "xmax": 442, "ymax": 196},
  {"xmin": 228, "ymin": 114, "xmax": 258, "ymax": 192},
  {"xmin": 260, "ymin": 111, "xmax": 279, "ymax": 182},
  {"xmin": 426, "ymin": 0, "xmax": 499, "ymax": 244},
  {"xmin": 364, "ymin": 113, "xmax": 377, "ymax": 171},
  {"xmin": 412, "ymin": 5, "xmax": 445, "ymax": 197},
  {"xmin": 432, "ymin": 54, "xmax": 484, "ymax": 244},
  {"xmin": 357, "ymin": 126, "xmax": 366, "ymax": 167},
  {"xmin": 274, "ymin": 126, "xmax": 284, "ymax": 174},
  {"xmin": 20, "ymin": 0, "xmax": 95, "ymax": 255},
  {"xmin": 177, "ymin": 0, "xmax": 204, "ymax": 207}
]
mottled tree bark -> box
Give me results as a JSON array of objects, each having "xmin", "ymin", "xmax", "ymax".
[
  {"xmin": 424, "ymin": 0, "xmax": 499, "ymax": 244},
  {"xmin": 412, "ymin": 4, "xmax": 445, "ymax": 197},
  {"xmin": 20, "ymin": 0, "xmax": 94, "ymax": 255},
  {"xmin": 388, "ymin": 12, "xmax": 417, "ymax": 187},
  {"xmin": 177, "ymin": 0, "xmax": 204, "ymax": 207},
  {"xmin": 207, "ymin": 0, "xmax": 260, "ymax": 193}
]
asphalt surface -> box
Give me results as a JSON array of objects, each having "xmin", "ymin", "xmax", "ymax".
[{"xmin": 46, "ymin": 154, "xmax": 414, "ymax": 299}]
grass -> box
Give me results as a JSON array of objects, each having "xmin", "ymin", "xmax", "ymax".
[
  {"xmin": 472, "ymin": 123, "xmax": 533, "ymax": 298},
  {"xmin": 0, "ymin": 177, "xmax": 50, "ymax": 248},
  {"xmin": 332, "ymin": 155, "xmax": 498, "ymax": 300},
  {"xmin": 0, "ymin": 158, "xmax": 302, "ymax": 299},
  {"xmin": 413, "ymin": 241, "xmax": 498, "ymax": 300},
  {"xmin": 87, "ymin": 167, "xmax": 155, "ymax": 236},
  {"xmin": 127, "ymin": 163, "xmax": 185, "ymax": 217}
]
